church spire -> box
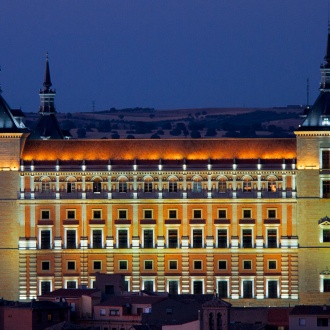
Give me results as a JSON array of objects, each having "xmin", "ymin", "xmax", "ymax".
[
  {"xmin": 39, "ymin": 53, "xmax": 56, "ymax": 114},
  {"xmin": 320, "ymin": 22, "xmax": 330, "ymax": 91}
]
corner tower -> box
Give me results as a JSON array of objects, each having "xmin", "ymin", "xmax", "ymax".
[{"xmin": 295, "ymin": 23, "xmax": 330, "ymax": 304}]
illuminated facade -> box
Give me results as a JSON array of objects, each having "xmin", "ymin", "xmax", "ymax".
[{"xmin": 1, "ymin": 30, "xmax": 330, "ymax": 307}]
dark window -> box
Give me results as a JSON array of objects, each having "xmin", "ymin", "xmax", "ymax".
[
  {"xmin": 67, "ymin": 261, "xmax": 75, "ymax": 270},
  {"xmin": 144, "ymin": 180, "xmax": 152, "ymax": 192},
  {"xmin": 168, "ymin": 229, "xmax": 178, "ymax": 248},
  {"xmin": 67, "ymin": 182, "xmax": 76, "ymax": 193},
  {"xmin": 119, "ymin": 180, "xmax": 127, "ymax": 193},
  {"xmin": 93, "ymin": 210, "xmax": 101, "ymax": 219},
  {"xmin": 268, "ymin": 281, "xmax": 278, "ymax": 298},
  {"xmin": 169, "ymin": 210, "xmax": 177, "ymax": 219},
  {"xmin": 41, "ymin": 261, "xmax": 50, "ymax": 271},
  {"xmin": 323, "ymin": 181, "xmax": 330, "ymax": 198},
  {"xmin": 243, "ymin": 280, "xmax": 253, "ymax": 298},
  {"xmin": 218, "ymin": 260, "xmax": 227, "ymax": 270},
  {"xmin": 323, "ymin": 229, "xmax": 330, "ymax": 242},
  {"xmin": 322, "ymin": 150, "xmax": 330, "ymax": 169},
  {"xmin": 144, "ymin": 280, "xmax": 153, "ymax": 291},
  {"xmin": 143, "ymin": 230, "xmax": 153, "ymax": 248},
  {"xmin": 317, "ymin": 318, "xmax": 329, "ymax": 327},
  {"xmin": 93, "ymin": 180, "xmax": 102, "ymax": 192},
  {"xmin": 194, "ymin": 260, "xmax": 202, "ymax": 270},
  {"xmin": 144, "ymin": 210, "xmax": 153, "ymax": 219},
  {"xmin": 93, "ymin": 261, "xmax": 101, "ymax": 270},
  {"xmin": 193, "ymin": 229, "xmax": 203, "ymax": 248},
  {"xmin": 118, "ymin": 230, "xmax": 128, "ymax": 248},
  {"xmin": 169, "ymin": 260, "xmax": 177, "ymax": 270},
  {"xmin": 243, "ymin": 260, "xmax": 252, "ymax": 270},
  {"xmin": 66, "ymin": 230, "xmax": 76, "ymax": 249},
  {"xmin": 168, "ymin": 281, "xmax": 178, "ymax": 294},
  {"xmin": 105, "ymin": 285, "xmax": 114, "ymax": 294},
  {"xmin": 268, "ymin": 260, "xmax": 277, "ymax": 270},
  {"xmin": 243, "ymin": 209, "xmax": 251, "ymax": 218},
  {"xmin": 193, "ymin": 281, "xmax": 203, "ymax": 294},
  {"xmin": 193, "ymin": 210, "xmax": 202, "ymax": 219},
  {"xmin": 144, "ymin": 260, "xmax": 153, "ymax": 270},
  {"xmin": 217, "ymin": 229, "xmax": 227, "ymax": 248},
  {"xmin": 119, "ymin": 260, "xmax": 128, "ymax": 270},
  {"xmin": 218, "ymin": 281, "xmax": 228, "ymax": 298},
  {"xmin": 41, "ymin": 210, "xmax": 50, "ymax": 220},
  {"xmin": 67, "ymin": 281, "xmax": 76, "ymax": 289},
  {"xmin": 41, "ymin": 230, "xmax": 51, "ymax": 249},
  {"xmin": 268, "ymin": 210, "xmax": 276, "ymax": 218},
  {"xmin": 93, "ymin": 230, "xmax": 102, "ymax": 248},
  {"xmin": 124, "ymin": 280, "xmax": 129, "ymax": 291},
  {"xmin": 118, "ymin": 210, "xmax": 127, "ymax": 219},
  {"xmin": 242, "ymin": 229, "xmax": 252, "ymax": 248},
  {"xmin": 67, "ymin": 210, "xmax": 75, "ymax": 219},
  {"xmin": 324, "ymin": 279, "xmax": 330, "ymax": 292},
  {"xmin": 41, "ymin": 281, "xmax": 51, "ymax": 295},
  {"xmin": 169, "ymin": 180, "xmax": 178, "ymax": 192},
  {"xmin": 218, "ymin": 210, "xmax": 226, "ymax": 218},
  {"xmin": 218, "ymin": 179, "xmax": 226, "ymax": 192},
  {"xmin": 267, "ymin": 229, "xmax": 277, "ymax": 248}
]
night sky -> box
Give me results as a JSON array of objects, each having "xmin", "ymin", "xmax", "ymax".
[{"xmin": 0, "ymin": 0, "xmax": 329, "ymax": 113}]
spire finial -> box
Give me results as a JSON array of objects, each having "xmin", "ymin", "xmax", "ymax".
[{"xmin": 43, "ymin": 52, "xmax": 52, "ymax": 91}]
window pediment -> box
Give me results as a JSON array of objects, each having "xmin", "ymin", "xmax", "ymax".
[{"xmin": 319, "ymin": 216, "xmax": 330, "ymax": 226}]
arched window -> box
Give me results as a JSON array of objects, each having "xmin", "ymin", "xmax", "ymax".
[
  {"xmin": 209, "ymin": 312, "xmax": 214, "ymax": 330},
  {"xmin": 169, "ymin": 177, "xmax": 178, "ymax": 192},
  {"xmin": 93, "ymin": 177, "xmax": 102, "ymax": 193},
  {"xmin": 243, "ymin": 177, "xmax": 252, "ymax": 192},
  {"xmin": 144, "ymin": 177, "xmax": 153, "ymax": 193},
  {"xmin": 67, "ymin": 177, "xmax": 76, "ymax": 193},
  {"xmin": 41, "ymin": 177, "xmax": 50, "ymax": 192},
  {"xmin": 217, "ymin": 313, "xmax": 222, "ymax": 330},
  {"xmin": 218, "ymin": 178, "xmax": 227, "ymax": 193},
  {"xmin": 118, "ymin": 177, "xmax": 127, "ymax": 193},
  {"xmin": 268, "ymin": 177, "xmax": 277, "ymax": 192},
  {"xmin": 193, "ymin": 176, "xmax": 202, "ymax": 192}
]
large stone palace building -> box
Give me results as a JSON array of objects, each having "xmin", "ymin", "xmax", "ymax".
[{"xmin": 1, "ymin": 30, "xmax": 330, "ymax": 307}]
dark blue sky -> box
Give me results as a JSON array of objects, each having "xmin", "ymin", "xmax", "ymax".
[{"xmin": 0, "ymin": 0, "xmax": 329, "ymax": 112}]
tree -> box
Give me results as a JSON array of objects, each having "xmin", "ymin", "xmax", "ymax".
[
  {"xmin": 127, "ymin": 134, "xmax": 135, "ymax": 139},
  {"xmin": 111, "ymin": 133, "xmax": 120, "ymax": 139},
  {"xmin": 151, "ymin": 134, "xmax": 160, "ymax": 139},
  {"xmin": 77, "ymin": 128, "xmax": 86, "ymax": 138},
  {"xmin": 190, "ymin": 130, "xmax": 201, "ymax": 138},
  {"xmin": 205, "ymin": 127, "xmax": 217, "ymax": 137}
]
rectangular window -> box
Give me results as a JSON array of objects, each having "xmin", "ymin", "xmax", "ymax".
[
  {"xmin": 217, "ymin": 229, "xmax": 228, "ymax": 248},
  {"xmin": 119, "ymin": 181, "xmax": 127, "ymax": 193},
  {"xmin": 144, "ymin": 210, "xmax": 153, "ymax": 219},
  {"xmin": 41, "ymin": 281, "xmax": 51, "ymax": 295},
  {"xmin": 169, "ymin": 210, "xmax": 177, "ymax": 219},
  {"xmin": 243, "ymin": 209, "xmax": 251, "ymax": 218},
  {"xmin": 323, "ymin": 180, "xmax": 330, "ymax": 198},
  {"xmin": 299, "ymin": 318, "xmax": 306, "ymax": 326},
  {"xmin": 67, "ymin": 182, "xmax": 76, "ymax": 193},
  {"xmin": 41, "ymin": 210, "xmax": 50, "ymax": 220},
  {"xmin": 218, "ymin": 209, "xmax": 227, "ymax": 219},
  {"xmin": 168, "ymin": 281, "xmax": 179, "ymax": 294},
  {"xmin": 323, "ymin": 229, "xmax": 330, "ymax": 242},
  {"xmin": 100, "ymin": 309, "xmax": 106, "ymax": 316},
  {"xmin": 67, "ymin": 261, "xmax": 75, "ymax": 270},
  {"xmin": 243, "ymin": 260, "xmax": 252, "ymax": 270},
  {"xmin": 168, "ymin": 229, "xmax": 178, "ymax": 248},
  {"xmin": 110, "ymin": 309, "xmax": 120, "ymax": 316},
  {"xmin": 317, "ymin": 318, "xmax": 329, "ymax": 327},
  {"xmin": 67, "ymin": 281, "xmax": 77, "ymax": 289},
  {"xmin": 324, "ymin": 279, "xmax": 330, "ymax": 292},
  {"xmin": 40, "ymin": 230, "xmax": 51, "ymax": 249},
  {"xmin": 267, "ymin": 209, "xmax": 276, "ymax": 218},
  {"xmin": 194, "ymin": 260, "xmax": 202, "ymax": 270},
  {"xmin": 242, "ymin": 229, "xmax": 252, "ymax": 248},
  {"xmin": 322, "ymin": 150, "xmax": 330, "ymax": 169},
  {"xmin": 119, "ymin": 260, "xmax": 128, "ymax": 270},
  {"xmin": 267, "ymin": 229, "xmax": 277, "ymax": 248},
  {"xmin": 243, "ymin": 280, "xmax": 253, "ymax": 298},
  {"xmin": 144, "ymin": 260, "xmax": 153, "ymax": 270},
  {"xmin": 218, "ymin": 260, "xmax": 227, "ymax": 270},
  {"xmin": 118, "ymin": 229, "xmax": 128, "ymax": 248},
  {"xmin": 67, "ymin": 210, "xmax": 76, "ymax": 219},
  {"xmin": 66, "ymin": 230, "xmax": 76, "ymax": 249},
  {"xmin": 124, "ymin": 280, "xmax": 129, "ymax": 291},
  {"xmin": 218, "ymin": 180, "xmax": 226, "ymax": 192},
  {"xmin": 41, "ymin": 261, "xmax": 50, "ymax": 271},
  {"xmin": 92, "ymin": 229, "xmax": 102, "ymax": 248},
  {"xmin": 93, "ymin": 210, "xmax": 102, "ymax": 219},
  {"xmin": 193, "ymin": 181, "xmax": 202, "ymax": 192},
  {"xmin": 144, "ymin": 181, "xmax": 153, "ymax": 192},
  {"xmin": 144, "ymin": 280, "xmax": 154, "ymax": 292},
  {"xmin": 218, "ymin": 281, "xmax": 228, "ymax": 298},
  {"xmin": 193, "ymin": 229, "xmax": 203, "ymax": 248},
  {"xmin": 143, "ymin": 229, "xmax": 153, "ymax": 248},
  {"xmin": 268, "ymin": 260, "xmax": 277, "ymax": 270},
  {"xmin": 193, "ymin": 209, "xmax": 202, "ymax": 219},
  {"xmin": 118, "ymin": 209, "xmax": 127, "ymax": 219},
  {"xmin": 268, "ymin": 280, "xmax": 278, "ymax": 298},
  {"xmin": 93, "ymin": 261, "xmax": 102, "ymax": 270},
  {"xmin": 169, "ymin": 260, "xmax": 178, "ymax": 270},
  {"xmin": 169, "ymin": 181, "xmax": 177, "ymax": 192},
  {"xmin": 193, "ymin": 280, "xmax": 203, "ymax": 294}
]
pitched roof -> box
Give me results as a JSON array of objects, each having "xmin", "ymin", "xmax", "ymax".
[
  {"xmin": 22, "ymin": 138, "xmax": 297, "ymax": 161},
  {"xmin": 39, "ymin": 288, "xmax": 100, "ymax": 298},
  {"xmin": 28, "ymin": 114, "xmax": 64, "ymax": 140},
  {"xmin": 290, "ymin": 305, "xmax": 330, "ymax": 315}
]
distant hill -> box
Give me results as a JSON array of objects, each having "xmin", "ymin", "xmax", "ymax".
[{"xmin": 24, "ymin": 106, "xmax": 304, "ymax": 139}]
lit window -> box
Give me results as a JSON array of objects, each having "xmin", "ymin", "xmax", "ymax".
[
  {"xmin": 268, "ymin": 177, "xmax": 277, "ymax": 192},
  {"xmin": 218, "ymin": 178, "xmax": 227, "ymax": 192},
  {"xmin": 110, "ymin": 309, "xmax": 120, "ymax": 316},
  {"xmin": 41, "ymin": 178, "xmax": 51, "ymax": 192},
  {"xmin": 243, "ymin": 178, "xmax": 252, "ymax": 192}
]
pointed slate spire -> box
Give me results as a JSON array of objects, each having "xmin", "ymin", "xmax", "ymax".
[{"xmin": 43, "ymin": 52, "xmax": 52, "ymax": 92}]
